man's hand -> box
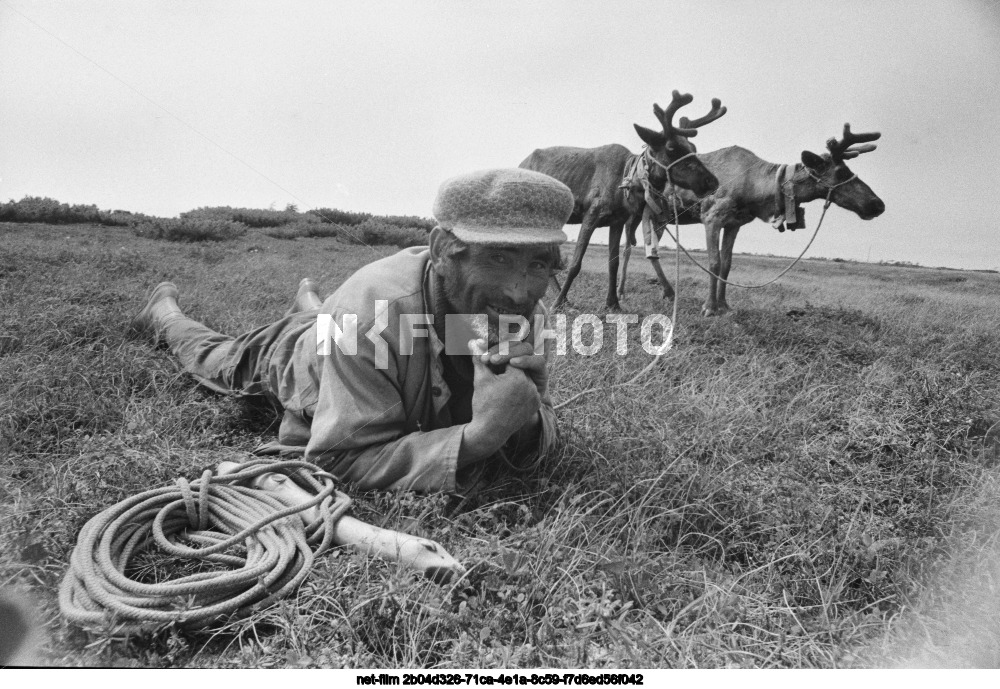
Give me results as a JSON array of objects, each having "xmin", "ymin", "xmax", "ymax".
[
  {"xmin": 461, "ymin": 340, "xmax": 542, "ymax": 463},
  {"xmin": 483, "ymin": 339, "xmax": 550, "ymax": 399}
]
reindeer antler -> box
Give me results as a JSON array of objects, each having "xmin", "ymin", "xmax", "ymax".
[
  {"xmin": 653, "ymin": 90, "xmax": 697, "ymax": 138},
  {"xmin": 678, "ymin": 98, "xmax": 727, "ymax": 130},
  {"xmin": 827, "ymin": 123, "xmax": 880, "ymax": 161}
]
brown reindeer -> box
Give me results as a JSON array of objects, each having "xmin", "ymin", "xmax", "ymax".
[
  {"xmin": 519, "ymin": 91, "xmax": 727, "ymax": 310},
  {"xmin": 621, "ymin": 123, "xmax": 885, "ymax": 316}
]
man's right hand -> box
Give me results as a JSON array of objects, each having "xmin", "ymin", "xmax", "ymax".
[{"xmin": 460, "ymin": 343, "xmax": 542, "ymax": 463}]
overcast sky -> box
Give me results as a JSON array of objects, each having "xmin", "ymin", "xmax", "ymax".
[{"xmin": 2, "ymin": 0, "xmax": 998, "ymax": 270}]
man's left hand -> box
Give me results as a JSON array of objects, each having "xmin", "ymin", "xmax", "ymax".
[{"xmin": 484, "ymin": 340, "xmax": 549, "ymax": 399}]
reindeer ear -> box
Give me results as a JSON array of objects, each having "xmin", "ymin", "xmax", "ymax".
[
  {"xmin": 634, "ymin": 123, "xmax": 666, "ymax": 147},
  {"xmin": 801, "ymin": 150, "xmax": 826, "ymax": 170}
]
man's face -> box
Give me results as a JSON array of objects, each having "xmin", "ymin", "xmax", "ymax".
[{"xmin": 437, "ymin": 243, "xmax": 557, "ymax": 346}]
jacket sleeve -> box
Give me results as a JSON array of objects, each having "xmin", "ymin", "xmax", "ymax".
[
  {"xmin": 304, "ymin": 312, "xmax": 464, "ymax": 493},
  {"xmin": 497, "ymin": 391, "xmax": 558, "ymax": 468}
]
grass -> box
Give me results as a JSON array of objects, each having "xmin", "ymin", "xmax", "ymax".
[{"xmin": 1, "ymin": 221, "xmax": 999, "ymax": 667}]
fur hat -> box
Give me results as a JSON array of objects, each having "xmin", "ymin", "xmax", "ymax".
[{"xmin": 432, "ymin": 168, "xmax": 573, "ymax": 245}]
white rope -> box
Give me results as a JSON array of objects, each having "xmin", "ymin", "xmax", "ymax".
[
  {"xmin": 652, "ymin": 188, "xmax": 835, "ymax": 290},
  {"xmin": 553, "ymin": 186, "xmax": 682, "ymax": 411},
  {"xmin": 551, "ymin": 172, "xmax": 837, "ymax": 410}
]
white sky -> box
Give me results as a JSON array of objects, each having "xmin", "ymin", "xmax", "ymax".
[{"xmin": 2, "ymin": 0, "xmax": 999, "ymax": 270}]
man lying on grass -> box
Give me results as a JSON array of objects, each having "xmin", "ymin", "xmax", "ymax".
[{"xmin": 132, "ymin": 168, "xmax": 573, "ymax": 495}]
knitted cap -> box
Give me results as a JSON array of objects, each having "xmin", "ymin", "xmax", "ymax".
[{"xmin": 433, "ymin": 168, "xmax": 573, "ymax": 245}]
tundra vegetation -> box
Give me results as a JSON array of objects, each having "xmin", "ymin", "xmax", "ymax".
[{"xmin": 1, "ymin": 210, "xmax": 999, "ymax": 668}]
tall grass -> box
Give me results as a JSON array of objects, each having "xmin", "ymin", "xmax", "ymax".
[{"xmin": 1, "ymin": 222, "xmax": 999, "ymax": 667}]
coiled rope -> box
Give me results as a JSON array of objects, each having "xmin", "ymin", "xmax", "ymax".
[{"xmin": 59, "ymin": 459, "xmax": 351, "ymax": 633}]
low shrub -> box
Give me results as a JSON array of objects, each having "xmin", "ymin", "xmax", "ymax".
[
  {"xmin": 0, "ymin": 196, "xmax": 146, "ymax": 226},
  {"xmin": 308, "ymin": 208, "xmax": 436, "ymax": 232},
  {"xmin": 380, "ymin": 214, "xmax": 437, "ymax": 232},
  {"xmin": 131, "ymin": 218, "xmax": 248, "ymax": 242},
  {"xmin": 338, "ymin": 219, "xmax": 428, "ymax": 248},
  {"xmin": 180, "ymin": 206, "xmax": 313, "ymax": 228},
  {"xmin": 262, "ymin": 222, "xmax": 342, "ymax": 240},
  {"xmin": 308, "ymin": 207, "xmax": 371, "ymax": 226},
  {"xmin": 100, "ymin": 210, "xmax": 148, "ymax": 226},
  {"xmin": 262, "ymin": 219, "xmax": 427, "ymax": 247}
]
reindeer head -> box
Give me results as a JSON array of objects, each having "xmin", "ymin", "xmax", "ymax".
[
  {"xmin": 633, "ymin": 91, "xmax": 726, "ymax": 197},
  {"xmin": 801, "ymin": 124, "xmax": 885, "ymax": 220}
]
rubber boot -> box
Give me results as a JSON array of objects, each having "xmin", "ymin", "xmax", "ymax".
[
  {"xmin": 285, "ymin": 278, "xmax": 323, "ymax": 316},
  {"xmin": 130, "ymin": 282, "xmax": 183, "ymax": 342}
]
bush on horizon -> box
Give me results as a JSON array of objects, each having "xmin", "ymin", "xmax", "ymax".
[
  {"xmin": 0, "ymin": 195, "xmax": 435, "ymax": 232},
  {"xmin": 131, "ymin": 217, "xmax": 248, "ymax": 242},
  {"xmin": 180, "ymin": 205, "xmax": 317, "ymax": 228},
  {"xmin": 263, "ymin": 218, "xmax": 428, "ymax": 248},
  {"xmin": 0, "ymin": 196, "xmax": 146, "ymax": 226},
  {"xmin": 310, "ymin": 207, "xmax": 436, "ymax": 232}
]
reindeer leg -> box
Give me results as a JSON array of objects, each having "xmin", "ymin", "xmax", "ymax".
[
  {"xmin": 617, "ymin": 221, "xmax": 634, "ymax": 301},
  {"xmin": 701, "ymin": 223, "xmax": 722, "ymax": 317},
  {"xmin": 556, "ymin": 215, "xmax": 598, "ymax": 309},
  {"xmin": 617, "ymin": 211, "xmax": 642, "ymax": 300},
  {"xmin": 642, "ymin": 207, "xmax": 674, "ymax": 300},
  {"xmin": 716, "ymin": 225, "xmax": 740, "ymax": 314},
  {"xmin": 550, "ymin": 274, "xmax": 563, "ymax": 295},
  {"xmin": 606, "ymin": 221, "xmax": 625, "ymax": 311},
  {"xmin": 618, "ymin": 240, "xmax": 632, "ymax": 300},
  {"xmin": 650, "ymin": 259, "xmax": 674, "ymax": 301}
]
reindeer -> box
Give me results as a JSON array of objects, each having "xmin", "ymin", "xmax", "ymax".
[
  {"xmin": 620, "ymin": 123, "xmax": 885, "ymax": 316},
  {"xmin": 519, "ymin": 91, "xmax": 727, "ymax": 311}
]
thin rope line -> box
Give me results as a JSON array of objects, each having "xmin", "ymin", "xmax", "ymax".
[
  {"xmin": 1, "ymin": 0, "xmax": 378, "ymax": 252},
  {"xmin": 656, "ymin": 191, "xmax": 833, "ymax": 290},
  {"xmin": 553, "ymin": 186, "xmax": 682, "ymax": 411}
]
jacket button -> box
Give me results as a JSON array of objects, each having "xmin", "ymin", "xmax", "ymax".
[{"xmin": 431, "ymin": 386, "xmax": 442, "ymax": 396}]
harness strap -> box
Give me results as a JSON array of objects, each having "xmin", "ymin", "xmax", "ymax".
[
  {"xmin": 643, "ymin": 181, "xmax": 664, "ymax": 216},
  {"xmin": 773, "ymin": 164, "xmax": 785, "ymax": 214},
  {"xmin": 783, "ymin": 165, "xmax": 799, "ymax": 223},
  {"xmin": 620, "ymin": 154, "xmax": 642, "ymax": 189},
  {"xmin": 771, "ymin": 164, "xmax": 788, "ymax": 230},
  {"xmin": 643, "ymin": 148, "xmax": 698, "ymax": 178},
  {"xmin": 807, "ymin": 169, "xmax": 857, "ymax": 200}
]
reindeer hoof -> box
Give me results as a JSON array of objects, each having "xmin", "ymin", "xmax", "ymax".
[
  {"xmin": 662, "ymin": 288, "xmax": 675, "ymax": 300},
  {"xmin": 701, "ymin": 305, "xmax": 718, "ymax": 317}
]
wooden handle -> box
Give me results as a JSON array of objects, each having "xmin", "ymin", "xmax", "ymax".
[
  {"xmin": 215, "ymin": 462, "xmax": 466, "ymax": 584},
  {"xmin": 332, "ymin": 516, "xmax": 466, "ymax": 584}
]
